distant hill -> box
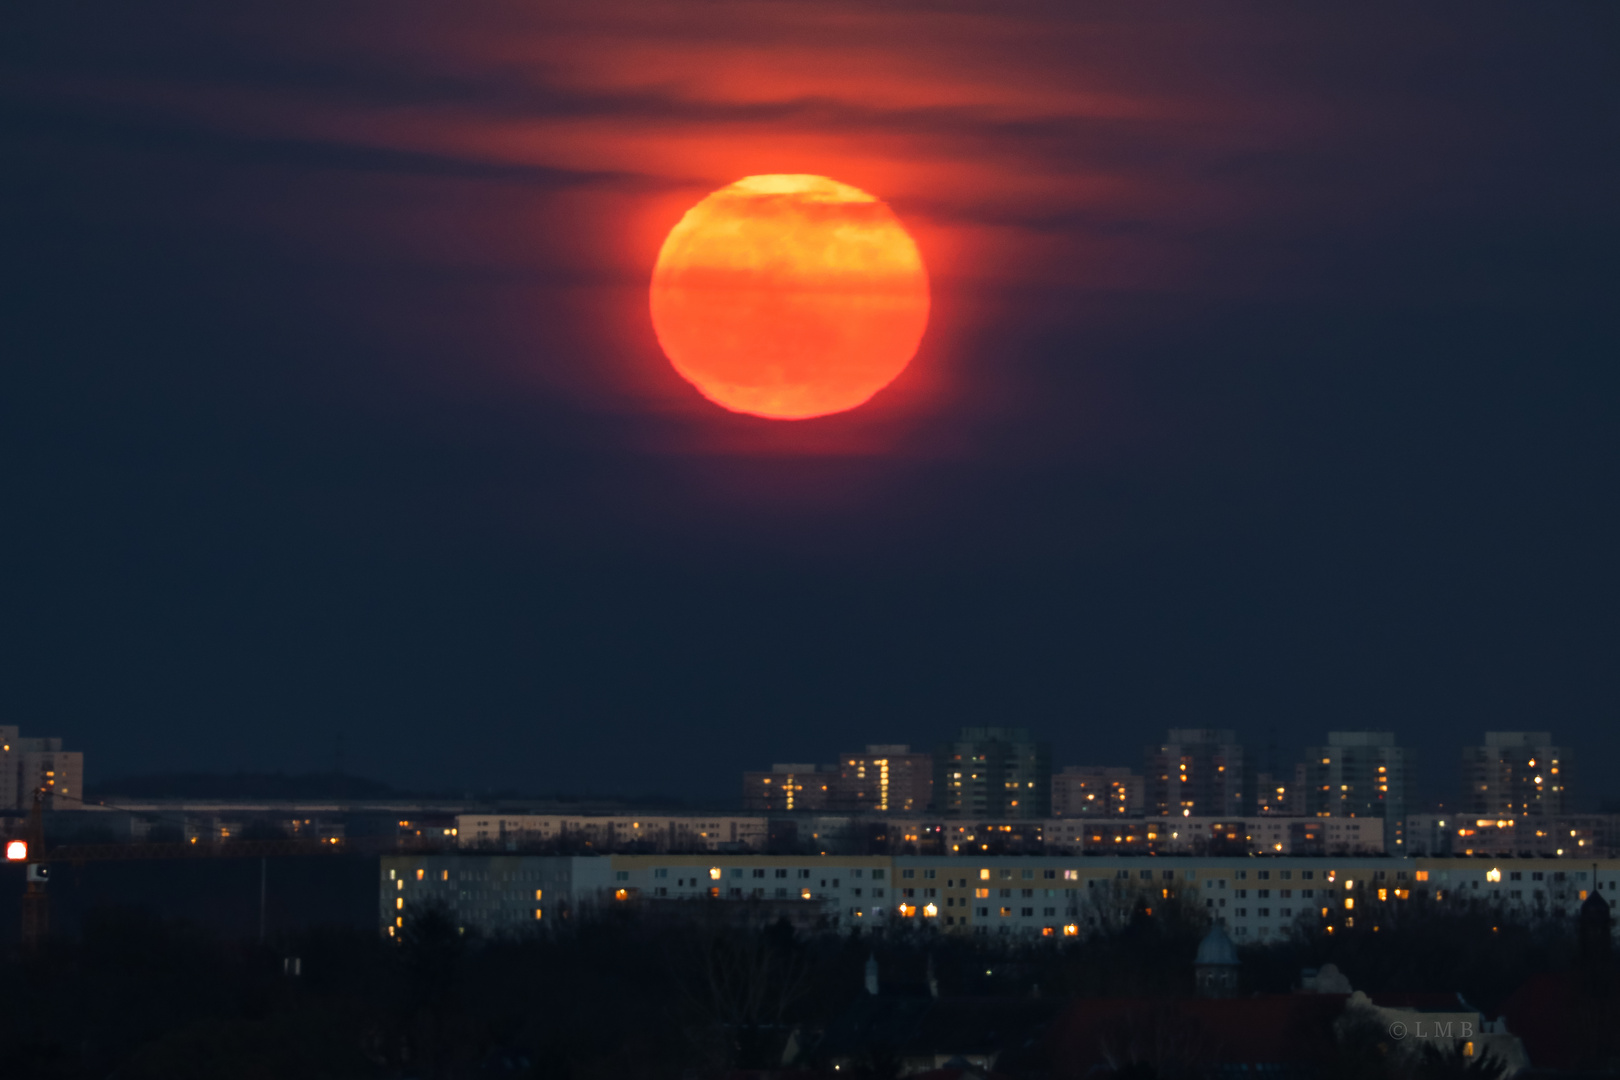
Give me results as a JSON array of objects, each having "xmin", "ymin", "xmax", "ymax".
[
  {"xmin": 84, "ymin": 772, "xmax": 730, "ymax": 810},
  {"xmin": 88, "ymin": 771, "xmax": 408, "ymax": 801}
]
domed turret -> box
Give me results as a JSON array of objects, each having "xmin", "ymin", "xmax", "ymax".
[
  {"xmin": 1196, "ymin": 922, "xmax": 1240, "ymax": 967},
  {"xmin": 1195, "ymin": 923, "xmax": 1240, "ymax": 998}
]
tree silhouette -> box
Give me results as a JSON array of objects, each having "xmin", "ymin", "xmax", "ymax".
[{"xmin": 1414, "ymin": 1042, "xmax": 1509, "ymax": 1080}]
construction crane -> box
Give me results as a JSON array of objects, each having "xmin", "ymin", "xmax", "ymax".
[{"xmin": 6, "ymin": 787, "xmax": 354, "ymax": 948}]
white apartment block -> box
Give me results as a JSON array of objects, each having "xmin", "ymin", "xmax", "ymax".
[
  {"xmin": 613, "ymin": 854, "xmax": 897, "ymax": 925},
  {"xmin": 0, "ymin": 726, "xmax": 85, "ymax": 811},
  {"xmin": 379, "ymin": 851, "xmax": 1620, "ymax": 942},
  {"xmin": 455, "ymin": 813, "xmax": 769, "ymax": 852},
  {"xmin": 1405, "ymin": 812, "xmax": 1613, "ymax": 858},
  {"xmin": 379, "ymin": 854, "xmax": 615, "ymax": 937},
  {"xmin": 1042, "ymin": 816, "xmax": 1384, "ymax": 856},
  {"xmin": 454, "ymin": 812, "xmax": 1384, "ymax": 858}
]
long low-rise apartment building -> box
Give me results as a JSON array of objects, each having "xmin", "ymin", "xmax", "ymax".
[
  {"xmin": 381, "ymin": 854, "xmax": 616, "ymax": 938},
  {"xmin": 454, "ymin": 813, "xmax": 1387, "ymax": 856},
  {"xmin": 455, "ymin": 814, "xmax": 772, "ymax": 852},
  {"xmin": 380, "ymin": 852, "xmax": 1620, "ymax": 943},
  {"xmin": 1039, "ymin": 815, "xmax": 1384, "ymax": 856},
  {"xmin": 1405, "ymin": 812, "xmax": 1618, "ymax": 858}
]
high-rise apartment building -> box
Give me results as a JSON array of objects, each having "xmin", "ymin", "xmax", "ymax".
[
  {"xmin": 1050, "ymin": 766, "xmax": 1143, "ymax": 817},
  {"xmin": 933, "ymin": 727, "xmax": 1051, "ymax": 819},
  {"xmin": 1300, "ymin": 731, "xmax": 1416, "ymax": 849},
  {"xmin": 0, "ymin": 726, "xmax": 85, "ymax": 810},
  {"xmin": 829, "ymin": 746, "xmax": 933, "ymax": 813},
  {"xmin": 1145, "ymin": 729, "xmax": 1249, "ymax": 817},
  {"xmin": 1463, "ymin": 732, "xmax": 1568, "ymax": 818},
  {"xmin": 1255, "ymin": 770, "xmax": 1306, "ymax": 816},
  {"xmin": 741, "ymin": 764, "xmax": 832, "ymax": 812}
]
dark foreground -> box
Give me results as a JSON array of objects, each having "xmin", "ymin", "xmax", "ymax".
[{"xmin": 2, "ymin": 889, "xmax": 1617, "ymax": 1080}]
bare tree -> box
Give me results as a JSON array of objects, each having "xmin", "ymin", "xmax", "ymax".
[{"xmin": 666, "ymin": 915, "xmax": 815, "ymax": 1072}]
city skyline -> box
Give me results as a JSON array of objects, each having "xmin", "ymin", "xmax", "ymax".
[
  {"xmin": 729, "ymin": 726, "xmax": 1602, "ymax": 818},
  {"xmin": 50, "ymin": 721, "xmax": 1610, "ymax": 818}
]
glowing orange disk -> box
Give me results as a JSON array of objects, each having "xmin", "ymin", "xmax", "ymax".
[{"xmin": 650, "ymin": 174, "xmax": 929, "ymax": 420}]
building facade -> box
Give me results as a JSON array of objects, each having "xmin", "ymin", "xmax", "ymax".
[
  {"xmin": 829, "ymin": 745, "xmax": 933, "ymax": 813},
  {"xmin": 1463, "ymin": 732, "xmax": 1568, "ymax": 818},
  {"xmin": 380, "ymin": 854, "xmax": 614, "ymax": 937},
  {"xmin": 1255, "ymin": 769, "xmax": 1304, "ymax": 816},
  {"xmin": 455, "ymin": 814, "xmax": 770, "ymax": 852},
  {"xmin": 379, "ymin": 851, "xmax": 1620, "ymax": 946},
  {"xmin": 1051, "ymin": 766, "xmax": 1144, "ymax": 818},
  {"xmin": 742, "ymin": 764, "xmax": 832, "ymax": 812},
  {"xmin": 451, "ymin": 811, "xmax": 1392, "ymax": 857},
  {"xmin": 1145, "ymin": 729, "xmax": 1249, "ymax": 818},
  {"xmin": 0, "ymin": 726, "xmax": 85, "ymax": 811},
  {"xmin": 1041, "ymin": 815, "xmax": 1383, "ymax": 856},
  {"xmin": 1405, "ymin": 811, "xmax": 1615, "ymax": 858},
  {"xmin": 1300, "ymin": 731, "xmax": 1416, "ymax": 850},
  {"xmin": 933, "ymin": 727, "xmax": 1052, "ymax": 819}
]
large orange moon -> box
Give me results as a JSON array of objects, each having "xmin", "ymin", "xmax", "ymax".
[{"xmin": 649, "ymin": 174, "xmax": 930, "ymax": 420}]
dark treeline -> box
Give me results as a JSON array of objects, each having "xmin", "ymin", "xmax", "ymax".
[{"xmin": 0, "ymin": 893, "xmax": 1600, "ymax": 1080}]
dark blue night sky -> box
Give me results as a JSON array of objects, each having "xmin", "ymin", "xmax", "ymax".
[{"xmin": 4, "ymin": 1, "xmax": 1617, "ymax": 804}]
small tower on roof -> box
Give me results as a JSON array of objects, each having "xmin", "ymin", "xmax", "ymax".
[{"xmin": 1195, "ymin": 922, "xmax": 1240, "ymax": 998}]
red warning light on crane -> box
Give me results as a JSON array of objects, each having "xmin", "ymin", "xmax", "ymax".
[{"xmin": 5, "ymin": 841, "xmax": 27, "ymax": 862}]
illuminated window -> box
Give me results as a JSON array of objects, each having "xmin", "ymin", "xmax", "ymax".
[
  {"xmin": 1063, "ymin": 924, "xmax": 1079, "ymax": 937},
  {"xmin": 415, "ymin": 869, "xmax": 424, "ymax": 881},
  {"xmin": 1415, "ymin": 870, "xmax": 1429, "ymax": 882},
  {"xmin": 396, "ymin": 897, "xmax": 403, "ymax": 910},
  {"xmin": 709, "ymin": 867, "xmax": 722, "ymax": 881},
  {"xmin": 534, "ymin": 909, "xmax": 543, "ymax": 920},
  {"xmin": 534, "ymin": 889, "xmax": 543, "ymax": 900},
  {"xmin": 980, "ymin": 869, "xmax": 991, "ymax": 880}
]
